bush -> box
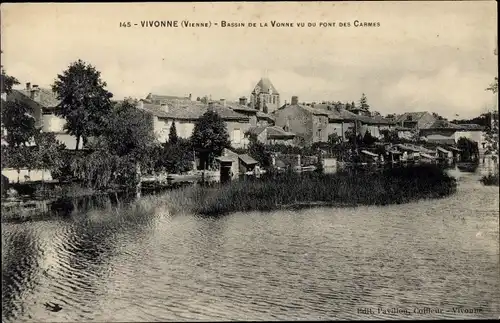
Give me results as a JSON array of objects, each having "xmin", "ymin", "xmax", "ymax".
[{"xmin": 480, "ymin": 173, "xmax": 499, "ymax": 186}]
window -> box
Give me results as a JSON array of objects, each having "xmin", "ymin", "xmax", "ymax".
[
  {"xmin": 318, "ymin": 129, "xmax": 322, "ymax": 138},
  {"xmin": 233, "ymin": 128, "xmax": 241, "ymax": 144},
  {"xmin": 273, "ymin": 96, "xmax": 276, "ymax": 104}
]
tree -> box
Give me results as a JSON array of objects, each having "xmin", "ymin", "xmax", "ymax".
[
  {"xmin": 362, "ymin": 131, "xmax": 377, "ymax": 146},
  {"xmin": 190, "ymin": 110, "xmax": 230, "ymax": 170},
  {"xmin": 52, "ymin": 59, "xmax": 113, "ymax": 150},
  {"xmin": 1, "ymin": 100, "xmax": 38, "ymax": 147},
  {"xmin": 457, "ymin": 137, "xmax": 479, "ymax": 162},
  {"xmin": 247, "ymin": 134, "xmax": 271, "ymax": 167},
  {"xmin": 169, "ymin": 121, "xmax": 178, "ymax": 144},
  {"xmin": 33, "ymin": 132, "xmax": 65, "ymax": 181},
  {"xmin": 351, "ymin": 101, "xmax": 356, "ymax": 110},
  {"xmin": 359, "ymin": 93, "xmax": 370, "ymax": 111},
  {"xmin": 161, "ymin": 138, "xmax": 194, "ymax": 174},
  {"xmin": 0, "ymin": 67, "xmax": 20, "ymax": 95},
  {"xmin": 72, "ymin": 99, "xmax": 158, "ymax": 193}
]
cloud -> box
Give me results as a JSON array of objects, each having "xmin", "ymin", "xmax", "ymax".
[{"xmin": 1, "ymin": 2, "xmax": 497, "ymax": 120}]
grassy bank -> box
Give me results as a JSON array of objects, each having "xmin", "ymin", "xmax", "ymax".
[
  {"xmin": 190, "ymin": 165, "xmax": 457, "ymax": 216},
  {"xmin": 2, "ymin": 165, "xmax": 458, "ymax": 221}
]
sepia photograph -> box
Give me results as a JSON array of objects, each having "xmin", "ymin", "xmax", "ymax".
[{"xmin": 1, "ymin": 1, "xmax": 499, "ymax": 321}]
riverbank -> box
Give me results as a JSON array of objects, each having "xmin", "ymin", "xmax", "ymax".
[{"xmin": 1, "ymin": 165, "xmax": 458, "ymax": 221}]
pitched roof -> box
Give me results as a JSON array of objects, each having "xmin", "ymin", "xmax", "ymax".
[
  {"xmin": 453, "ymin": 123, "xmax": 485, "ymax": 131},
  {"xmin": 146, "ymin": 93, "xmax": 191, "ymax": 103},
  {"xmin": 247, "ymin": 126, "xmax": 267, "ymax": 136},
  {"xmin": 426, "ymin": 120, "xmax": 461, "ymax": 130},
  {"xmin": 252, "ymin": 77, "xmax": 279, "ymax": 95},
  {"xmin": 395, "ymin": 112, "xmax": 430, "ymax": 123},
  {"xmin": 239, "ymin": 154, "xmax": 258, "ymax": 165},
  {"xmin": 139, "ymin": 101, "xmax": 249, "ymax": 121},
  {"xmin": 312, "ymin": 104, "xmax": 394, "ymax": 124},
  {"xmin": 266, "ymin": 126, "xmax": 295, "ymax": 138},
  {"xmin": 15, "ymin": 88, "xmax": 60, "ymax": 108}
]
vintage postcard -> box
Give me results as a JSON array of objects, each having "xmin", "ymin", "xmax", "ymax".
[{"xmin": 1, "ymin": 1, "xmax": 498, "ymax": 322}]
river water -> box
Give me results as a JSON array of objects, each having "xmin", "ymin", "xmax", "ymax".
[{"xmin": 2, "ymin": 166, "xmax": 499, "ymax": 321}]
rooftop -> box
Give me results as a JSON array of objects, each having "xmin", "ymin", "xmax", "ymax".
[{"xmin": 15, "ymin": 88, "xmax": 60, "ymax": 108}]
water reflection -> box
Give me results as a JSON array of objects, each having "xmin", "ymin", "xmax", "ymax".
[{"xmin": 2, "ymin": 164, "xmax": 499, "ymax": 321}]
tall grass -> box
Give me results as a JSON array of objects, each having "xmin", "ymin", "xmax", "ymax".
[{"xmin": 190, "ymin": 164, "xmax": 457, "ymax": 216}]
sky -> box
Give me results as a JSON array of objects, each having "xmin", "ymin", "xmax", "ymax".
[{"xmin": 1, "ymin": 2, "xmax": 498, "ymax": 119}]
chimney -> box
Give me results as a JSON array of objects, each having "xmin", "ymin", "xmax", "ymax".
[
  {"xmin": 239, "ymin": 96, "xmax": 247, "ymax": 106},
  {"xmin": 30, "ymin": 85, "xmax": 40, "ymax": 102},
  {"xmin": 220, "ymin": 98, "xmax": 226, "ymax": 107},
  {"xmin": 291, "ymin": 96, "xmax": 298, "ymax": 105},
  {"xmin": 26, "ymin": 82, "xmax": 31, "ymax": 91}
]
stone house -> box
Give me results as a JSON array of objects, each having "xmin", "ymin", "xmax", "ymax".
[
  {"xmin": 4, "ymin": 83, "xmax": 83, "ymax": 149},
  {"xmin": 137, "ymin": 99, "xmax": 255, "ymax": 149},
  {"xmin": 246, "ymin": 125, "xmax": 296, "ymax": 145},
  {"xmin": 395, "ymin": 112, "xmax": 437, "ymax": 131},
  {"xmin": 273, "ymin": 96, "xmax": 330, "ymax": 145}
]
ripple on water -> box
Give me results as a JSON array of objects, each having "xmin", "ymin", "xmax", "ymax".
[{"xmin": 2, "ymin": 172, "xmax": 500, "ymax": 322}]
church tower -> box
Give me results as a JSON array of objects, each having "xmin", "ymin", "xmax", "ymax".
[{"xmin": 250, "ymin": 77, "xmax": 280, "ymax": 114}]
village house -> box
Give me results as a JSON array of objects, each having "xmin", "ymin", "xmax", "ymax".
[
  {"xmin": 4, "ymin": 83, "xmax": 83, "ymax": 149},
  {"xmin": 273, "ymin": 96, "xmax": 330, "ymax": 145},
  {"xmin": 395, "ymin": 111, "xmax": 437, "ymax": 131},
  {"xmin": 144, "ymin": 92, "xmax": 193, "ymax": 105},
  {"xmin": 250, "ymin": 77, "xmax": 281, "ymax": 114},
  {"xmin": 246, "ymin": 125, "xmax": 296, "ymax": 145},
  {"xmin": 313, "ymin": 103, "xmax": 396, "ymax": 140},
  {"xmin": 137, "ymin": 99, "xmax": 255, "ymax": 149},
  {"xmin": 420, "ymin": 119, "xmax": 487, "ymax": 152}
]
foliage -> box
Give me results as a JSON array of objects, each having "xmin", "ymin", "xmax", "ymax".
[
  {"xmin": 102, "ymin": 99, "xmax": 158, "ymax": 165},
  {"xmin": 247, "ymin": 136, "xmax": 272, "ymax": 168},
  {"xmin": 190, "ymin": 110, "xmax": 230, "ymax": 169},
  {"xmin": 0, "ymin": 68, "xmax": 20, "ymax": 95},
  {"xmin": 161, "ymin": 139, "xmax": 194, "ymax": 174},
  {"xmin": 33, "ymin": 132, "xmax": 65, "ymax": 169},
  {"xmin": 359, "ymin": 93, "xmax": 370, "ymax": 111},
  {"xmin": 69, "ymin": 99, "xmax": 159, "ymax": 189},
  {"xmin": 480, "ymin": 173, "xmax": 499, "ymax": 186},
  {"xmin": 484, "ymin": 78, "xmax": 499, "ymax": 160},
  {"xmin": 169, "ymin": 121, "xmax": 179, "ymax": 144},
  {"xmin": 71, "ymin": 146, "xmax": 121, "ymax": 189},
  {"xmin": 328, "ymin": 133, "xmax": 341, "ymax": 146},
  {"xmin": 380, "ymin": 129, "xmax": 399, "ymax": 142},
  {"xmin": 52, "ymin": 59, "xmax": 113, "ymax": 150},
  {"xmin": 1, "ymin": 99, "xmax": 38, "ymax": 147},
  {"xmin": 362, "ymin": 131, "xmax": 378, "ymax": 146},
  {"xmin": 1, "ymin": 145, "xmax": 33, "ymax": 181},
  {"xmin": 456, "ymin": 137, "xmax": 479, "ymax": 162}
]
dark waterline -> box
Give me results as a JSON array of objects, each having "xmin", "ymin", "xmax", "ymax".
[{"xmin": 2, "ymin": 166, "xmax": 499, "ymax": 321}]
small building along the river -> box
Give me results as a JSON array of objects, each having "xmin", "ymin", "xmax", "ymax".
[{"xmin": 246, "ymin": 125, "xmax": 296, "ymax": 145}]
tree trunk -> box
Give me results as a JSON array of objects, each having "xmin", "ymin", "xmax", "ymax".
[
  {"xmin": 75, "ymin": 135, "xmax": 80, "ymax": 151},
  {"xmin": 135, "ymin": 162, "xmax": 142, "ymax": 198}
]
